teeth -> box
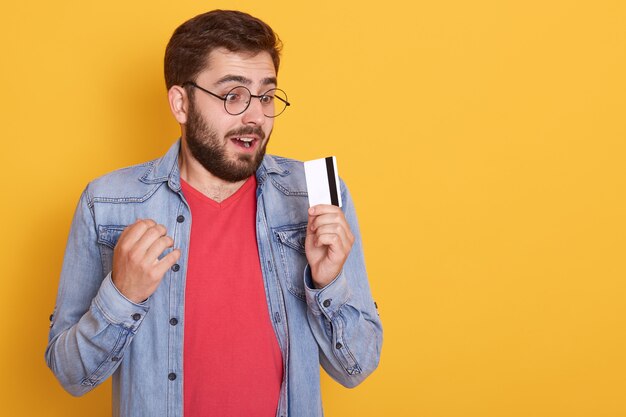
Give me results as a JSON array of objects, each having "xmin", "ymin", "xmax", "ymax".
[{"xmin": 235, "ymin": 137, "xmax": 253, "ymax": 148}]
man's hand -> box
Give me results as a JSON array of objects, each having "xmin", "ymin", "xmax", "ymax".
[
  {"xmin": 112, "ymin": 219, "xmax": 181, "ymax": 303},
  {"xmin": 305, "ymin": 205, "xmax": 355, "ymax": 288}
]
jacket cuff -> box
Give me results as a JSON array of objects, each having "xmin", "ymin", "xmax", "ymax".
[
  {"xmin": 92, "ymin": 273, "xmax": 149, "ymax": 329},
  {"xmin": 304, "ymin": 265, "xmax": 351, "ymax": 317}
]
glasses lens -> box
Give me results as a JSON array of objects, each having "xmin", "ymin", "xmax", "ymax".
[
  {"xmin": 262, "ymin": 88, "xmax": 289, "ymax": 118},
  {"xmin": 224, "ymin": 86, "xmax": 251, "ymax": 115}
]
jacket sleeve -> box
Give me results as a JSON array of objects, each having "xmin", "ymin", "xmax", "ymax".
[
  {"xmin": 303, "ymin": 180, "xmax": 383, "ymax": 388},
  {"xmin": 45, "ymin": 187, "xmax": 149, "ymax": 396}
]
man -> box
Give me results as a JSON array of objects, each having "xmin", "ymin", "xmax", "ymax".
[{"xmin": 46, "ymin": 9, "xmax": 382, "ymax": 417}]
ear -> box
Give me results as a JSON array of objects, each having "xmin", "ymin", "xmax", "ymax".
[{"xmin": 168, "ymin": 85, "xmax": 188, "ymax": 124}]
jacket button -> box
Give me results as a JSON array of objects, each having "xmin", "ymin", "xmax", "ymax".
[
  {"xmin": 171, "ymin": 263, "xmax": 180, "ymax": 272},
  {"xmin": 132, "ymin": 313, "xmax": 141, "ymax": 321},
  {"xmin": 168, "ymin": 372, "xmax": 177, "ymax": 381},
  {"xmin": 169, "ymin": 318, "xmax": 178, "ymax": 326},
  {"xmin": 323, "ymin": 299, "xmax": 331, "ymax": 308},
  {"xmin": 335, "ymin": 342, "xmax": 343, "ymax": 349},
  {"xmin": 176, "ymin": 215, "xmax": 185, "ymax": 223}
]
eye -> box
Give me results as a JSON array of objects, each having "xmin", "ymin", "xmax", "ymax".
[
  {"xmin": 225, "ymin": 92, "xmax": 242, "ymax": 102},
  {"xmin": 259, "ymin": 94, "xmax": 274, "ymax": 105}
]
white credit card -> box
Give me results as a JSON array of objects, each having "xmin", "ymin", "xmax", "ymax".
[{"xmin": 304, "ymin": 156, "xmax": 342, "ymax": 207}]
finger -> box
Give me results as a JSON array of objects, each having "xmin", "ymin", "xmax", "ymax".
[
  {"xmin": 313, "ymin": 232, "xmax": 347, "ymax": 255},
  {"xmin": 145, "ymin": 234, "xmax": 175, "ymax": 262},
  {"xmin": 117, "ymin": 219, "xmax": 158, "ymax": 248},
  {"xmin": 133, "ymin": 224, "xmax": 168, "ymax": 254},
  {"xmin": 154, "ymin": 249, "xmax": 182, "ymax": 277},
  {"xmin": 309, "ymin": 212, "xmax": 349, "ymax": 232},
  {"xmin": 308, "ymin": 204, "xmax": 342, "ymax": 217},
  {"xmin": 311, "ymin": 223, "xmax": 353, "ymax": 248}
]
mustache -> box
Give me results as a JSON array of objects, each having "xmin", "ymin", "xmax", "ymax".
[{"xmin": 225, "ymin": 126, "xmax": 266, "ymax": 140}]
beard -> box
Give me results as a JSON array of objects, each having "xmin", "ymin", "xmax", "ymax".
[{"xmin": 184, "ymin": 101, "xmax": 270, "ymax": 183}]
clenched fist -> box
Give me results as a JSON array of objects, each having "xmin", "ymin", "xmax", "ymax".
[{"xmin": 112, "ymin": 219, "xmax": 181, "ymax": 303}]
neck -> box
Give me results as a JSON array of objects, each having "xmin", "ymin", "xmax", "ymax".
[{"xmin": 178, "ymin": 140, "xmax": 248, "ymax": 203}]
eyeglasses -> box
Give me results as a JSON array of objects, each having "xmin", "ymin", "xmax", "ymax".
[{"xmin": 183, "ymin": 81, "xmax": 290, "ymax": 118}]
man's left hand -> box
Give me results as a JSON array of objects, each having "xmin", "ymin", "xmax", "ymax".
[{"xmin": 305, "ymin": 204, "xmax": 355, "ymax": 288}]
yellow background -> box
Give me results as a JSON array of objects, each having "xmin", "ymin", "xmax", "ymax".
[{"xmin": 1, "ymin": 1, "xmax": 625, "ymax": 416}]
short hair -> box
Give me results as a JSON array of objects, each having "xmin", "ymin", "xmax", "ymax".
[{"xmin": 164, "ymin": 10, "xmax": 282, "ymax": 90}]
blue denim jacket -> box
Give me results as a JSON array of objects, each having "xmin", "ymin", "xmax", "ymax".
[{"xmin": 46, "ymin": 140, "xmax": 382, "ymax": 417}]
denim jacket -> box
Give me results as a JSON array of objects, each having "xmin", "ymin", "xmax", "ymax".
[{"xmin": 46, "ymin": 140, "xmax": 382, "ymax": 417}]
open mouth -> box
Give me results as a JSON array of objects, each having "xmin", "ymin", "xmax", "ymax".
[{"xmin": 231, "ymin": 137, "xmax": 257, "ymax": 150}]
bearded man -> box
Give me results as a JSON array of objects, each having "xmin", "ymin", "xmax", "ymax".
[{"xmin": 46, "ymin": 9, "xmax": 382, "ymax": 417}]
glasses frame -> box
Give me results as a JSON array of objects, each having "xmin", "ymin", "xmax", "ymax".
[{"xmin": 182, "ymin": 81, "xmax": 290, "ymax": 118}]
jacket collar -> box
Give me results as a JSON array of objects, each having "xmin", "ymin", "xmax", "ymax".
[{"xmin": 139, "ymin": 140, "xmax": 183, "ymax": 191}]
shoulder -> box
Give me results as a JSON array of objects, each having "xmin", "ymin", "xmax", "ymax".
[
  {"xmin": 262, "ymin": 154, "xmax": 304, "ymax": 172},
  {"xmin": 85, "ymin": 159, "xmax": 162, "ymax": 202},
  {"xmin": 260, "ymin": 154, "xmax": 306, "ymax": 194},
  {"xmin": 261, "ymin": 154, "xmax": 306, "ymax": 184}
]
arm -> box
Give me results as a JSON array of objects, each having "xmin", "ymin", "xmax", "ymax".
[
  {"xmin": 304, "ymin": 181, "xmax": 383, "ymax": 387},
  {"xmin": 45, "ymin": 188, "xmax": 146, "ymax": 396},
  {"xmin": 45, "ymin": 187, "xmax": 178, "ymax": 396}
]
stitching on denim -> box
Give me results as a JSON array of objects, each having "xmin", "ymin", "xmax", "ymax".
[
  {"xmin": 273, "ymin": 224, "xmax": 308, "ymax": 301},
  {"xmin": 91, "ymin": 182, "xmax": 164, "ymax": 204},
  {"xmin": 269, "ymin": 176, "xmax": 307, "ymax": 197},
  {"xmin": 81, "ymin": 326, "xmax": 128, "ymax": 386}
]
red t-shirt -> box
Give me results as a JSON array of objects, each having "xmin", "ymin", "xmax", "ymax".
[{"xmin": 182, "ymin": 176, "xmax": 283, "ymax": 417}]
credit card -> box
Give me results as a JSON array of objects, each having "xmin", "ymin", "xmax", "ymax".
[{"xmin": 304, "ymin": 156, "xmax": 342, "ymax": 207}]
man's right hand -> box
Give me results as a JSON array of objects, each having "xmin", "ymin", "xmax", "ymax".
[{"xmin": 112, "ymin": 219, "xmax": 181, "ymax": 304}]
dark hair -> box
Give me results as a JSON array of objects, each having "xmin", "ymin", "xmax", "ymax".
[{"xmin": 164, "ymin": 10, "xmax": 282, "ymax": 90}]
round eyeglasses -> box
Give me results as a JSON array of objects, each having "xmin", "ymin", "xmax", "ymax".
[{"xmin": 183, "ymin": 81, "xmax": 290, "ymax": 118}]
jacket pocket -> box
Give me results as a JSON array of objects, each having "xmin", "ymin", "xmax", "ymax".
[
  {"xmin": 97, "ymin": 225, "xmax": 126, "ymax": 273},
  {"xmin": 273, "ymin": 223, "xmax": 308, "ymax": 301}
]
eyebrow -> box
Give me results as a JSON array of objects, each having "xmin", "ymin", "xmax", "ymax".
[
  {"xmin": 215, "ymin": 75, "xmax": 251, "ymax": 86},
  {"xmin": 261, "ymin": 77, "xmax": 278, "ymax": 86},
  {"xmin": 214, "ymin": 75, "xmax": 278, "ymax": 87}
]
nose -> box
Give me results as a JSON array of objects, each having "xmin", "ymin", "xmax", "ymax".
[{"xmin": 241, "ymin": 97, "xmax": 266, "ymax": 126}]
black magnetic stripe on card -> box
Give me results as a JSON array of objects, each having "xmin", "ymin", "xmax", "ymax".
[{"xmin": 325, "ymin": 157, "xmax": 339, "ymax": 206}]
